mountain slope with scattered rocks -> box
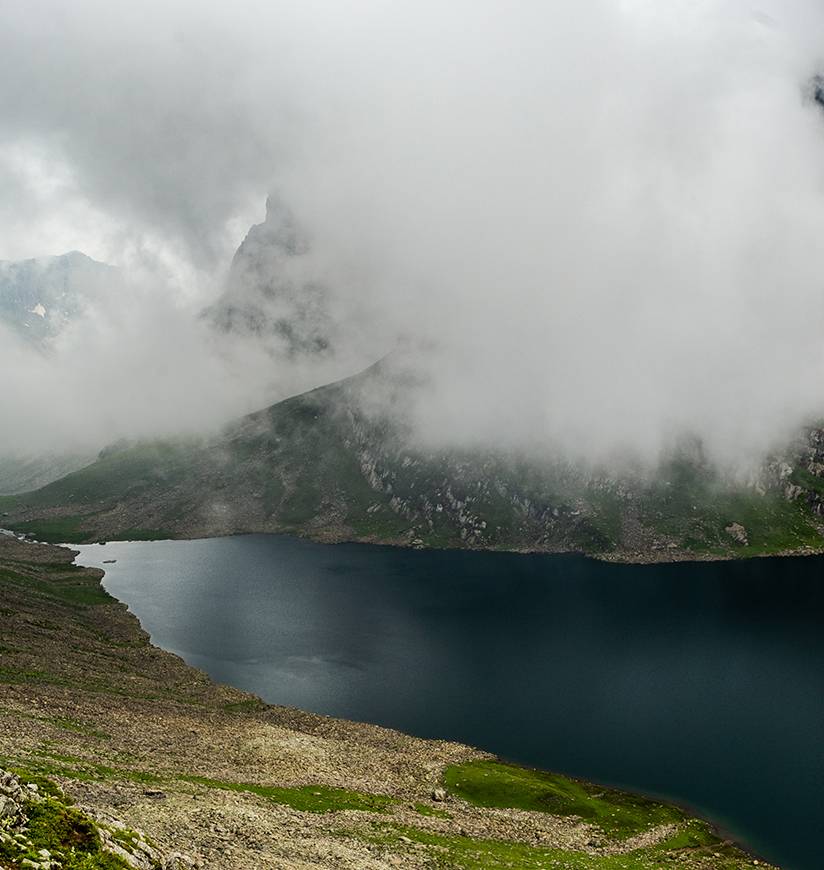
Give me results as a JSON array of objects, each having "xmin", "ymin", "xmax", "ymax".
[{"xmin": 4, "ymin": 360, "xmax": 824, "ymax": 562}]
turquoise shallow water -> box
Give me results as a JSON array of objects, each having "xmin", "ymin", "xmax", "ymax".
[{"xmin": 75, "ymin": 535, "xmax": 824, "ymax": 870}]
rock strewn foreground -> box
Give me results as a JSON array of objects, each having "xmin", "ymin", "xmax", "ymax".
[{"xmin": 0, "ymin": 535, "xmax": 777, "ymax": 869}]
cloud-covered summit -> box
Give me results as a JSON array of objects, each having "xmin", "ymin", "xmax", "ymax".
[
  {"xmin": 3, "ymin": 1, "xmax": 824, "ymax": 466},
  {"xmin": 204, "ymin": 195, "xmax": 335, "ymax": 359},
  {"xmin": 0, "ymin": 251, "xmax": 116, "ymax": 348}
]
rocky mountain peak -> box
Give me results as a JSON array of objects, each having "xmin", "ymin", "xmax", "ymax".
[
  {"xmin": 230, "ymin": 194, "xmax": 308, "ymax": 266},
  {"xmin": 0, "ymin": 251, "xmax": 117, "ymax": 348},
  {"xmin": 204, "ymin": 194, "xmax": 334, "ymax": 359}
]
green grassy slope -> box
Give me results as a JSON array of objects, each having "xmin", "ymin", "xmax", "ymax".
[{"xmin": 3, "ymin": 366, "xmax": 824, "ymax": 560}]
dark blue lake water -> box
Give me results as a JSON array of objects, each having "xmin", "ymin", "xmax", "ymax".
[{"xmin": 74, "ymin": 535, "xmax": 824, "ymax": 870}]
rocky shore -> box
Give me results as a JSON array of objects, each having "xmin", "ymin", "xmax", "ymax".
[{"xmin": 0, "ymin": 535, "xmax": 778, "ymax": 869}]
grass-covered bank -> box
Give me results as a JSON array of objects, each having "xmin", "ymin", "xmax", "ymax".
[
  {"xmin": 0, "ymin": 766, "xmax": 157, "ymax": 869},
  {"xmin": 0, "ymin": 534, "xmax": 779, "ymax": 869}
]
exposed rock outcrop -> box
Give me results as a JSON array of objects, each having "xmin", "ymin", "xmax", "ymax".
[
  {"xmin": 0, "ymin": 766, "xmax": 170, "ymax": 870},
  {"xmin": 204, "ymin": 195, "xmax": 334, "ymax": 358}
]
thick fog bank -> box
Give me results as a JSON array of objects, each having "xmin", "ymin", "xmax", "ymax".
[{"xmin": 2, "ymin": 1, "xmax": 824, "ymax": 467}]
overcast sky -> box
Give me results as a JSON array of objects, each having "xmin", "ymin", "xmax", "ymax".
[{"xmin": 3, "ymin": 0, "xmax": 824, "ymax": 465}]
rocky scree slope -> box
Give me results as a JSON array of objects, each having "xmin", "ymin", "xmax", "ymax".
[{"xmin": 0, "ymin": 534, "xmax": 775, "ymax": 869}]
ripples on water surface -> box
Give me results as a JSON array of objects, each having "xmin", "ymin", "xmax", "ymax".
[{"xmin": 74, "ymin": 535, "xmax": 824, "ymax": 870}]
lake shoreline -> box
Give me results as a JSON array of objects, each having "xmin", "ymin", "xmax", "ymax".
[
  {"xmin": 77, "ymin": 533, "xmax": 824, "ymax": 869},
  {"xmin": 8, "ymin": 516, "xmax": 824, "ymax": 566},
  {"xmin": 0, "ymin": 532, "xmax": 787, "ymax": 869}
]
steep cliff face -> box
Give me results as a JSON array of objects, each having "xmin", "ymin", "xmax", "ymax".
[
  {"xmin": 203, "ymin": 195, "xmax": 335, "ymax": 358},
  {"xmin": 4, "ymin": 360, "xmax": 824, "ymax": 561}
]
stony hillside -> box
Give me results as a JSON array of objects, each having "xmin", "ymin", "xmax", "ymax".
[
  {"xmin": 0, "ymin": 451, "xmax": 98, "ymax": 497},
  {"xmin": 0, "ymin": 534, "xmax": 776, "ymax": 869},
  {"xmin": 3, "ymin": 361, "xmax": 824, "ymax": 561}
]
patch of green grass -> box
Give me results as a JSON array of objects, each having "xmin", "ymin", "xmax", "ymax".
[
  {"xmin": 469, "ymin": 494, "xmax": 523, "ymax": 544},
  {"xmin": 278, "ymin": 477, "xmax": 323, "ymax": 525},
  {"xmin": 790, "ymin": 463, "xmax": 824, "ymax": 497},
  {"xmin": 11, "ymin": 769, "xmax": 69, "ymax": 802},
  {"xmin": 443, "ymin": 760, "xmax": 687, "ymax": 836},
  {"xmin": 337, "ymin": 820, "xmax": 732, "ymax": 870},
  {"xmin": 0, "ymin": 562, "xmax": 114, "ymax": 607},
  {"xmin": 183, "ymin": 775, "xmax": 396, "ymax": 814},
  {"xmin": 584, "ymin": 492, "xmax": 624, "ymax": 550},
  {"xmin": 565, "ymin": 513, "xmax": 619, "ymax": 554},
  {"xmin": 262, "ymin": 479, "xmax": 286, "ymax": 517},
  {"xmin": 0, "ymin": 770, "xmax": 133, "ymax": 870},
  {"xmin": 161, "ymin": 501, "xmax": 191, "ymax": 524},
  {"xmin": 24, "ymin": 797, "xmax": 101, "ymax": 851},
  {"xmin": 37, "ymin": 562, "xmax": 85, "ymax": 573},
  {"xmin": 48, "ymin": 580, "xmax": 115, "ymax": 606},
  {"xmin": 109, "ymin": 828, "xmax": 142, "ymax": 850},
  {"xmin": 413, "ymin": 802, "xmax": 452, "ymax": 818},
  {"xmin": 16, "ymin": 441, "xmax": 200, "ymax": 509},
  {"xmin": 5, "ymin": 517, "xmax": 93, "ymax": 544},
  {"xmin": 106, "ymin": 529, "xmax": 172, "ymax": 542},
  {"xmin": 0, "ymin": 665, "xmax": 53, "ymax": 685},
  {"xmin": 48, "ymin": 717, "xmax": 112, "ymax": 741},
  {"xmin": 348, "ymin": 506, "xmax": 418, "ymax": 541},
  {"xmin": 420, "ymin": 517, "xmax": 467, "ymax": 549},
  {"xmin": 30, "ymin": 749, "xmax": 163, "ymax": 786},
  {"xmin": 638, "ymin": 463, "xmax": 824, "ymax": 556},
  {"xmin": 0, "ymin": 709, "xmax": 110, "ymax": 741},
  {"xmin": 221, "ymin": 698, "xmax": 269, "ymax": 714},
  {"xmin": 0, "ymin": 494, "xmax": 17, "ymax": 511},
  {"xmin": 656, "ymin": 822, "xmax": 725, "ymax": 851},
  {"xmin": 340, "ymin": 822, "xmax": 564, "ymax": 870}
]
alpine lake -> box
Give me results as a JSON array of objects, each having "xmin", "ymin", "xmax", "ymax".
[{"xmin": 73, "ymin": 535, "xmax": 824, "ymax": 870}]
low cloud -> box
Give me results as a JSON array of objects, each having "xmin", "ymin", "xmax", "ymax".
[{"xmin": 2, "ymin": 0, "xmax": 824, "ymax": 466}]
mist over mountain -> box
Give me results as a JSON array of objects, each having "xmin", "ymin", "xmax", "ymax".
[
  {"xmin": 5, "ymin": 199, "xmax": 824, "ymax": 558},
  {"xmin": 3, "ymin": 1, "xmax": 824, "ymax": 472},
  {"xmin": 5, "ymin": 355, "xmax": 824, "ymax": 562},
  {"xmin": 204, "ymin": 194, "xmax": 336, "ymax": 359},
  {"xmin": 0, "ymin": 251, "xmax": 117, "ymax": 349}
]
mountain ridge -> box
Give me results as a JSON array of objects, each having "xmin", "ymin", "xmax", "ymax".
[
  {"xmin": 4, "ymin": 360, "xmax": 824, "ymax": 562},
  {"xmin": 0, "ymin": 251, "xmax": 118, "ymax": 349}
]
